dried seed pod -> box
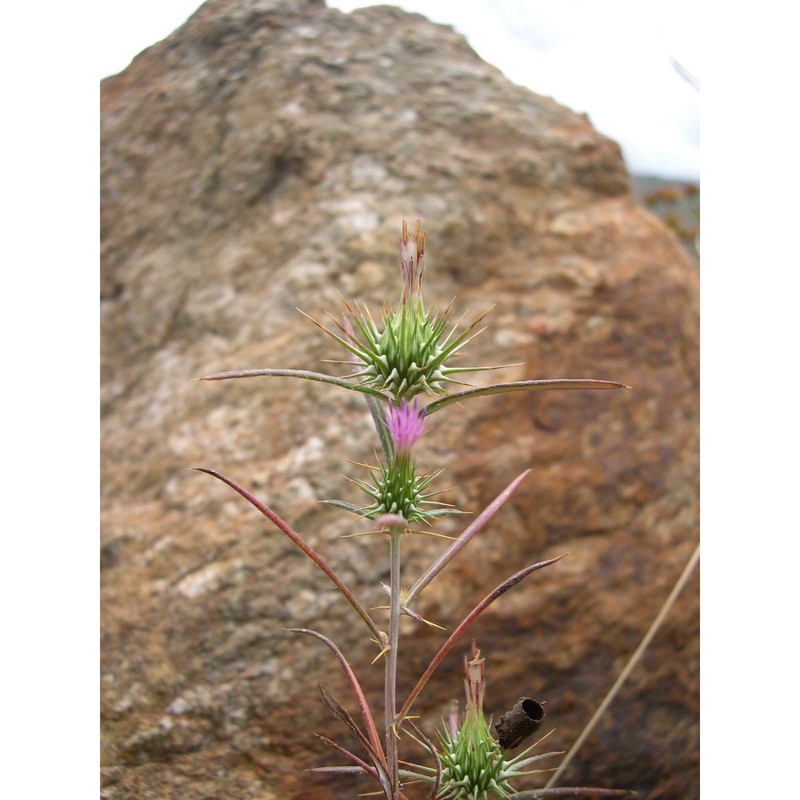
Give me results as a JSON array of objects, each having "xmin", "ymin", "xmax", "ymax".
[{"xmin": 495, "ymin": 697, "xmax": 545, "ymax": 750}]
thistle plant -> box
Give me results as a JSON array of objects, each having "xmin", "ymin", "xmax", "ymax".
[{"xmin": 196, "ymin": 213, "xmax": 631, "ymax": 799}]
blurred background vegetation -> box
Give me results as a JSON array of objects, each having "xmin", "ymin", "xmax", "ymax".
[{"xmin": 633, "ymin": 174, "xmax": 699, "ymax": 262}]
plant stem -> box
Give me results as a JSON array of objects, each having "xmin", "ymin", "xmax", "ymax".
[
  {"xmin": 385, "ymin": 527, "xmax": 402, "ymax": 798},
  {"xmin": 366, "ymin": 393, "xmax": 394, "ymax": 463}
]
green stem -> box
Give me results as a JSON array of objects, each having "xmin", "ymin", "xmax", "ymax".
[
  {"xmin": 366, "ymin": 393, "xmax": 394, "ymax": 463},
  {"xmin": 385, "ymin": 528, "xmax": 402, "ymax": 798}
]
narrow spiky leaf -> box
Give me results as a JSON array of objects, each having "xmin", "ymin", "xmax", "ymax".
[
  {"xmin": 198, "ymin": 368, "xmax": 390, "ymax": 400},
  {"xmin": 366, "ymin": 393, "xmax": 394, "ymax": 462},
  {"xmin": 193, "ymin": 468, "xmax": 384, "ymax": 644},
  {"xmin": 296, "ymin": 307, "xmax": 379, "ymax": 362},
  {"xmin": 426, "ymin": 380, "xmax": 631, "ymax": 414},
  {"xmin": 507, "ymin": 789, "xmax": 632, "ymax": 799},
  {"xmin": 308, "ymin": 765, "xmax": 368, "ymax": 774},
  {"xmin": 288, "ymin": 628, "xmax": 385, "ymax": 767},
  {"xmin": 406, "ymin": 720, "xmax": 442, "ymax": 800},
  {"xmin": 321, "ymin": 499, "xmax": 370, "ymax": 516},
  {"xmin": 318, "ymin": 684, "xmax": 391, "ymax": 791},
  {"xmin": 405, "ymin": 470, "xmax": 532, "ymax": 605},
  {"xmin": 398, "ymin": 556, "xmax": 566, "ymax": 724},
  {"xmin": 314, "ymin": 734, "xmax": 380, "ymax": 781}
]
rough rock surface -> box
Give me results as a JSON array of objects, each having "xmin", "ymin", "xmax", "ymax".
[{"xmin": 101, "ymin": 1, "xmax": 699, "ymax": 798}]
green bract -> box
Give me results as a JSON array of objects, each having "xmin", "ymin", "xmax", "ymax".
[
  {"xmin": 404, "ymin": 644, "xmax": 558, "ymax": 799},
  {"xmin": 345, "ymin": 294, "xmax": 486, "ymax": 401},
  {"xmin": 438, "ymin": 707, "xmax": 514, "ymax": 800},
  {"xmin": 362, "ymin": 455, "xmax": 432, "ymax": 523},
  {"xmin": 325, "ymin": 399, "xmax": 459, "ymax": 525}
]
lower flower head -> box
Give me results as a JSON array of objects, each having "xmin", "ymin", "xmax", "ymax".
[
  {"xmin": 332, "ymin": 397, "xmax": 458, "ymax": 525},
  {"xmin": 386, "ymin": 399, "xmax": 427, "ymax": 456}
]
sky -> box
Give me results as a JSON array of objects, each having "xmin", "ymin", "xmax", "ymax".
[{"xmin": 99, "ymin": 0, "xmax": 699, "ymax": 180}]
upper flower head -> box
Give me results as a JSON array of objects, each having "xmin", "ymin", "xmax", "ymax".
[
  {"xmin": 385, "ymin": 399, "xmax": 427, "ymax": 456},
  {"xmin": 399, "ymin": 211, "xmax": 426, "ymax": 304},
  {"xmin": 314, "ymin": 213, "xmax": 497, "ymax": 401}
]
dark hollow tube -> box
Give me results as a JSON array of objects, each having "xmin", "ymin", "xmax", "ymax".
[{"xmin": 495, "ymin": 696, "xmax": 546, "ymax": 749}]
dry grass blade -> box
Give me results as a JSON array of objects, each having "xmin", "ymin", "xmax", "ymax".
[{"xmin": 545, "ymin": 542, "xmax": 700, "ymax": 790}]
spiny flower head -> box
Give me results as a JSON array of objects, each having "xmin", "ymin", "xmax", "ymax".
[
  {"xmin": 326, "ymin": 397, "xmax": 459, "ymax": 526},
  {"xmin": 357, "ymin": 399, "xmax": 427, "ymax": 523},
  {"xmin": 405, "ymin": 643, "xmax": 557, "ymax": 799},
  {"xmin": 386, "ymin": 398, "xmax": 427, "ymax": 456},
  {"xmin": 329, "ymin": 214, "xmax": 494, "ymax": 402},
  {"xmin": 435, "ymin": 644, "xmax": 512, "ymax": 799},
  {"xmin": 355, "ymin": 399, "xmax": 450, "ymax": 525}
]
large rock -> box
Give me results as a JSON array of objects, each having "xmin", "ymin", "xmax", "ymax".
[{"xmin": 101, "ymin": 1, "xmax": 699, "ymax": 798}]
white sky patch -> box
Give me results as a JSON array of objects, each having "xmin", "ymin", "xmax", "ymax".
[
  {"xmin": 100, "ymin": 0, "xmax": 699, "ymax": 180},
  {"xmin": 99, "ymin": 0, "xmax": 203, "ymax": 77},
  {"xmin": 330, "ymin": 0, "xmax": 700, "ymax": 179}
]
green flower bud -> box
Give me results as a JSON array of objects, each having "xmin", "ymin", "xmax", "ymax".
[
  {"xmin": 404, "ymin": 643, "xmax": 558, "ymax": 799},
  {"xmin": 343, "ymin": 215, "xmax": 490, "ymax": 402},
  {"xmin": 436, "ymin": 644, "xmax": 515, "ymax": 799}
]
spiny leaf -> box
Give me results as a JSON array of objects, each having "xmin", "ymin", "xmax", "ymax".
[
  {"xmin": 507, "ymin": 751, "xmax": 565, "ymax": 773},
  {"xmin": 507, "ymin": 789, "xmax": 632, "ymax": 799},
  {"xmin": 426, "ymin": 379, "xmax": 631, "ymax": 415},
  {"xmin": 406, "ymin": 720, "xmax": 442, "ymax": 800},
  {"xmin": 321, "ymin": 499, "xmax": 370, "ymax": 516},
  {"xmin": 398, "ymin": 555, "xmax": 566, "ymax": 724},
  {"xmin": 308, "ymin": 765, "xmax": 366, "ymax": 774},
  {"xmin": 366, "ymin": 393, "xmax": 394, "ymax": 462},
  {"xmin": 314, "ymin": 734, "xmax": 379, "ymax": 781},
  {"xmin": 405, "ymin": 469, "xmax": 532, "ymax": 605},
  {"xmin": 288, "ymin": 628, "xmax": 385, "ymax": 768},
  {"xmin": 193, "ymin": 468, "xmax": 383, "ymax": 645},
  {"xmin": 318, "ymin": 684, "xmax": 390, "ymax": 790},
  {"xmin": 198, "ymin": 367, "xmax": 390, "ymax": 400}
]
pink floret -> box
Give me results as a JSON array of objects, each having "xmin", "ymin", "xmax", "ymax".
[{"xmin": 385, "ymin": 399, "xmax": 426, "ymax": 454}]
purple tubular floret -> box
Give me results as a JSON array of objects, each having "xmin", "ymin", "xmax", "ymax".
[{"xmin": 385, "ymin": 399, "xmax": 426, "ymax": 454}]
